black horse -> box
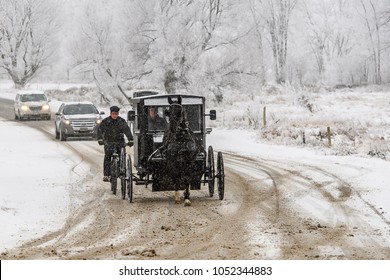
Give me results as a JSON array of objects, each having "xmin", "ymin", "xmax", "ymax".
[{"xmin": 161, "ymin": 96, "xmax": 201, "ymax": 206}]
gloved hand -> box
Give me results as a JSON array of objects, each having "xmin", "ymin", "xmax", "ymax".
[
  {"xmin": 127, "ymin": 140, "xmax": 134, "ymax": 147},
  {"xmin": 98, "ymin": 139, "xmax": 104, "ymax": 146}
]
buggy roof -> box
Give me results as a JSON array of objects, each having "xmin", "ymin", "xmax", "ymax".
[{"xmin": 132, "ymin": 94, "xmax": 204, "ymax": 106}]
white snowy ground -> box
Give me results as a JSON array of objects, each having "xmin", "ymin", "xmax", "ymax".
[
  {"xmin": 0, "ymin": 116, "xmax": 90, "ymax": 251},
  {"xmin": 1, "ymin": 116, "xmax": 390, "ymax": 252},
  {"xmin": 208, "ymin": 129, "xmax": 390, "ymax": 223},
  {"xmin": 0, "ymin": 82, "xmax": 389, "ymax": 250},
  {"xmin": 1, "ymin": 83, "xmax": 390, "ymax": 279},
  {"xmin": 0, "ymin": 84, "xmax": 115, "ymax": 251}
]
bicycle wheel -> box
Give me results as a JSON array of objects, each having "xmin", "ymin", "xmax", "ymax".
[
  {"xmin": 121, "ymin": 175, "xmax": 126, "ymax": 200},
  {"xmin": 120, "ymin": 147, "xmax": 126, "ymax": 176},
  {"xmin": 111, "ymin": 158, "xmax": 118, "ymax": 195},
  {"xmin": 121, "ymin": 178, "xmax": 126, "ymax": 199},
  {"xmin": 120, "ymin": 148, "xmax": 127, "ymax": 200}
]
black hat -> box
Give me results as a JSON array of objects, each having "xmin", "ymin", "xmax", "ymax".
[{"xmin": 110, "ymin": 105, "xmax": 120, "ymax": 112}]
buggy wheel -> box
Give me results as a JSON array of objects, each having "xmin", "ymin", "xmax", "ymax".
[
  {"xmin": 217, "ymin": 151, "xmax": 225, "ymax": 200},
  {"xmin": 111, "ymin": 159, "xmax": 118, "ymax": 195},
  {"xmin": 207, "ymin": 146, "xmax": 215, "ymax": 197},
  {"xmin": 126, "ymin": 155, "xmax": 133, "ymax": 203}
]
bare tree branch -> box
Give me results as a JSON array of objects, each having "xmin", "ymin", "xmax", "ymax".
[{"xmin": 0, "ymin": 0, "xmax": 59, "ymax": 88}]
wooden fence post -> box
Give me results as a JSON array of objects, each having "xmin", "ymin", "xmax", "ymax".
[
  {"xmin": 263, "ymin": 106, "xmax": 267, "ymax": 127},
  {"xmin": 327, "ymin": 126, "xmax": 331, "ymax": 147},
  {"xmin": 302, "ymin": 131, "xmax": 306, "ymax": 144}
]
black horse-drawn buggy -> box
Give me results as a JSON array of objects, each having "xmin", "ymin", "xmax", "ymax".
[{"xmin": 126, "ymin": 91, "xmax": 225, "ymax": 205}]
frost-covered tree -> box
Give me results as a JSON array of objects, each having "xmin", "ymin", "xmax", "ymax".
[
  {"xmin": 297, "ymin": 0, "xmax": 356, "ymax": 85},
  {"xmin": 252, "ymin": 0, "xmax": 297, "ymax": 84},
  {"xmin": 358, "ymin": 0, "xmax": 386, "ymax": 84},
  {"xmin": 248, "ymin": 0, "xmax": 267, "ymax": 86},
  {"xmin": 69, "ymin": 0, "xmax": 131, "ymax": 103},
  {"xmin": 63, "ymin": 0, "xmax": 390, "ymax": 98},
  {"xmin": 0, "ymin": 0, "xmax": 59, "ymax": 88},
  {"xmin": 123, "ymin": 0, "xmax": 248, "ymax": 99},
  {"xmin": 300, "ymin": 0, "xmax": 331, "ymax": 82}
]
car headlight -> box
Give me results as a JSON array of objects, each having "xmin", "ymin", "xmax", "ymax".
[
  {"xmin": 21, "ymin": 105, "xmax": 29, "ymax": 111},
  {"xmin": 42, "ymin": 104, "xmax": 50, "ymax": 111},
  {"xmin": 96, "ymin": 119, "xmax": 102, "ymax": 124},
  {"xmin": 64, "ymin": 119, "xmax": 71, "ymax": 125}
]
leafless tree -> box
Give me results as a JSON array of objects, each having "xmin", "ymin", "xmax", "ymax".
[
  {"xmin": 0, "ymin": 0, "xmax": 59, "ymax": 88},
  {"xmin": 299, "ymin": 0, "xmax": 355, "ymax": 84},
  {"xmin": 254, "ymin": 0, "xmax": 297, "ymax": 84},
  {"xmin": 249, "ymin": 0, "xmax": 266, "ymax": 85},
  {"xmin": 124, "ymin": 0, "xmax": 244, "ymax": 96},
  {"xmin": 69, "ymin": 1, "xmax": 131, "ymax": 103},
  {"xmin": 359, "ymin": 0, "xmax": 384, "ymax": 84},
  {"xmin": 300, "ymin": 1, "xmax": 331, "ymax": 81}
]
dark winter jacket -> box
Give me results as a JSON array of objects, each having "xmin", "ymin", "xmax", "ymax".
[{"xmin": 97, "ymin": 116, "xmax": 133, "ymax": 143}]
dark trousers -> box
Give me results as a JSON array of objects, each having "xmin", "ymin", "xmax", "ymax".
[{"xmin": 103, "ymin": 143, "xmax": 122, "ymax": 176}]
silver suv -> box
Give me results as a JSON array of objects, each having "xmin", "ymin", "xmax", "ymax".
[
  {"xmin": 55, "ymin": 102, "xmax": 105, "ymax": 141},
  {"xmin": 14, "ymin": 90, "xmax": 51, "ymax": 120}
]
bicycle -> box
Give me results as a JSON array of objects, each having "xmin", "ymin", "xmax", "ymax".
[{"xmin": 109, "ymin": 142, "xmax": 133, "ymax": 202}]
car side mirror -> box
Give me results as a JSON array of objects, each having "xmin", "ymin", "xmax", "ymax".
[
  {"xmin": 128, "ymin": 110, "xmax": 135, "ymax": 121},
  {"xmin": 209, "ymin": 110, "xmax": 216, "ymax": 120},
  {"xmin": 100, "ymin": 111, "xmax": 105, "ymax": 115}
]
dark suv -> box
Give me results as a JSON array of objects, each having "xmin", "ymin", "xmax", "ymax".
[{"xmin": 55, "ymin": 102, "xmax": 105, "ymax": 141}]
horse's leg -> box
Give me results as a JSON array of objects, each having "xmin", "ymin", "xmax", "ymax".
[
  {"xmin": 184, "ymin": 185, "xmax": 191, "ymax": 206},
  {"xmin": 174, "ymin": 185, "xmax": 181, "ymax": 204}
]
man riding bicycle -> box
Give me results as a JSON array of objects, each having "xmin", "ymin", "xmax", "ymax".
[{"xmin": 97, "ymin": 105, "xmax": 133, "ymax": 182}]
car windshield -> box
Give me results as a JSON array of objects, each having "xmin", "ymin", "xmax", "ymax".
[
  {"xmin": 63, "ymin": 104, "xmax": 99, "ymax": 115},
  {"xmin": 20, "ymin": 94, "xmax": 46, "ymax": 102}
]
